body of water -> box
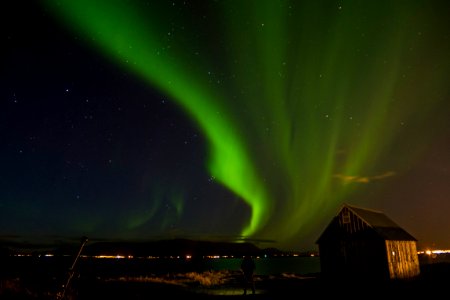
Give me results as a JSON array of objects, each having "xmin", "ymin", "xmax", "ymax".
[
  {"xmin": 2, "ymin": 255, "xmax": 321, "ymax": 280},
  {"xmin": 203, "ymin": 256, "xmax": 321, "ymax": 276}
]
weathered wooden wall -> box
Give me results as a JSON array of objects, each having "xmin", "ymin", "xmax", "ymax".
[{"xmin": 385, "ymin": 240, "xmax": 420, "ymax": 279}]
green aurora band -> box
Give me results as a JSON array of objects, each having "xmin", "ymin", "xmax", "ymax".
[{"xmin": 44, "ymin": 0, "xmax": 448, "ymax": 248}]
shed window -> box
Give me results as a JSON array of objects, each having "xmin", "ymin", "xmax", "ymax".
[{"xmin": 342, "ymin": 213, "xmax": 351, "ymax": 224}]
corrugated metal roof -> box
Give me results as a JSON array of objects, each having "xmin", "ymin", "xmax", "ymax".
[{"xmin": 345, "ymin": 204, "xmax": 417, "ymax": 241}]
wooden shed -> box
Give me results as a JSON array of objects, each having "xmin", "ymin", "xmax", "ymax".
[{"xmin": 316, "ymin": 203, "xmax": 420, "ymax": 281}]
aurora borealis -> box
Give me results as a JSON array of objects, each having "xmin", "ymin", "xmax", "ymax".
[{"xmin": 2, "ymin": 0, "xmax": 450, "ymax": 251}]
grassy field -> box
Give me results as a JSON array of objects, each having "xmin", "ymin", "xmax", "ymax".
[{"xmin": 1, "ymin": 258, "xmax": 450, "ymax": 299}]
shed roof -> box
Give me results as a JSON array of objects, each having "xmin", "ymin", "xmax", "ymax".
[
  {"xmin": 317, "ymin": 203, "xmax": 418, "ymax": 243},
  {"xmin": 343, "ymin": 203, "xmax": 417, "ymax": 241},
  {"xmin": 347, "ymin": 204, "xmax": 399, "ymax": 228}
]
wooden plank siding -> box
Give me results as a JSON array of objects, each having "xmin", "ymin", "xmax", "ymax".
[
  {"xmin": 385, "ymin": 240, "xmax": 420, "ymax": 279},
  {"xmin": 339, "ymin": 206, "xmax": 370, "ymax": 234}
]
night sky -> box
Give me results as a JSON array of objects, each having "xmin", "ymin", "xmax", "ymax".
[{"xmin": 2, "ymin": 0, "xmax": 450, "ymax": 252}]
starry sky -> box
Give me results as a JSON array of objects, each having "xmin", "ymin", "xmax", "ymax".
[{"xmin": 2, "ymin": 0, "xmax": 450, "ymax": 252}]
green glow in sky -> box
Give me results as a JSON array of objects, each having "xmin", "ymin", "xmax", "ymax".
[{"xmin": 45, "ymin": 0, "xmax": 449, "ymax": 249}]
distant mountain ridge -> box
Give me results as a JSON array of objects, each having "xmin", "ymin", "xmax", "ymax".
[
  {"xmin": 82, "ymin": 238, "xmax": 268, "ymax": 257},
  {"xmin": 1, "ymin": 237, "xmax": 289, "ymax": 257}
]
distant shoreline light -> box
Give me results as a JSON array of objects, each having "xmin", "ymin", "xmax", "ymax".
[
  {"xmin": 12, "ymin": 253, "xmax": 318, "ymax": 259},
  {"xmin": 12, "ymin": 251, "xmax": 450, "ymax": 259},
  {"xmin": 418, "ymin": 249, "xmax": 450, "ymax": 255}
]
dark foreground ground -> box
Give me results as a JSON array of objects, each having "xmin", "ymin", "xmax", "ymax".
[{"xmin": 1, "ymin": 262, "xmax": 450, "ymax": 299}]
